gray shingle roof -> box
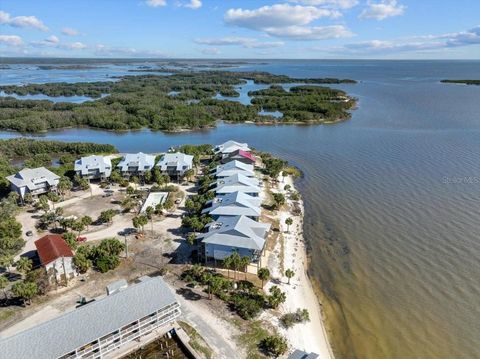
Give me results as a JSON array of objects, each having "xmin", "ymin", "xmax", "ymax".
[
  {"xmin": 6, "ymin": 167, "xmax": 59, "ymax": 191},
  {"xmin": 202, "ymin": 191, "xmax": 261, "ymax": 217},
  {"xmin": 117, "ymin": 152, "xmax": 156, "ymax": 172},
  {"xmin": 199, "ymin": 215, "xmax": 270, "ymax": 251},
  {"xmin": 157, "ymin": 152, "xmax": 193, "ymax": 171},
  {"xmin": 0, "ymin": 277, "xmax": 178, "ymax": 359},
  {"xmin": 74, "ymin": 155, "xmax": 112, "ymax": 176}
]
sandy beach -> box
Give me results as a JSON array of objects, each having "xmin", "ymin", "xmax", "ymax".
[{"xmin": 263, "ymin": 175, "xmax": 334, "ymax": 359}]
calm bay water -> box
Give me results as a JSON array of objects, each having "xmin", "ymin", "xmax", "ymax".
[{"xmin": 1, "ymin": 60, "xmax": 480, "ymax": 359}]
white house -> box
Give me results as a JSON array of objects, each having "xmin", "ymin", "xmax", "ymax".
[
  {"xmin": 198, "ymin": 215, "xmax": 270, "ymax": 262},
  {"xmin": 214, "ymin": 140, "xmax": 250, "ymax": 156},
  {"xmin": 117, "ymin": 152, "xmax": 156, "ymax": 177},
  {"xmin": 213, "ymin": 160, "xmax": 255, "ymax": 178},
  {"xmin": 34, "ymin": 234, "xmax": 77, "ymax": 282},
  {"xmin": 202, "ymin": 191, "xmax": 262, "ymax": 220},
  {"xmin": 74, "ymin": 155, "xmax": 112, "ymax": 180},
  {"xmin": 6, "ymin": 167, "xmax": 60, "ymax": 199},
  {"xmin": 212, "ymin": 173, "xmax": 261, "ymax": 196},
  {"xmin": 157, "ymin": 152, "xmax": 194, "ymax": 178}
]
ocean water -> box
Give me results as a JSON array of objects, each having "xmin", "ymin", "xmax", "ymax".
[{"xmin": 1, "ymin": 60, "xmax": 480, "ymax": 359}]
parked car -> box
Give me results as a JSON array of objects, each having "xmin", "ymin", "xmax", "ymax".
[
  {"xmin": 76, "ymin": 236, "xmax": 87, "ymax": 242},
  {"xmin": 26, "ymin": 230, "xmax": 33, "ymax": 237},
  {"xmin": 175, "ymin": 198, "xmax": 182, "ymax": 204}
]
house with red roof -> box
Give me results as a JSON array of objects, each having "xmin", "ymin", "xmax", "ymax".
[
  {"xmin": 34, "ymin": 234, "xmax": 77, "ymax": 282},
  {"xmin": 221, "ymin": 149, "xmax": 257, "ymax": 165}
]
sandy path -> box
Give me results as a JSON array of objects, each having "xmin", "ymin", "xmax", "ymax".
[{"xmin": 263, "ymin": 176, "xmax": 334, "ymax": 359}]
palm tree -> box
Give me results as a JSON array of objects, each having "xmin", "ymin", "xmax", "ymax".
[
  {"xmin": 285, "ymin": 268, "xmax": 295, "ymax": 284},
  {"xmin": 257, "ymin": 267, "xmax": 270, "ymax": 288},
  {"xmin": 0, "ymin": 275, "xmax": 9, "ymax": 300},
  {"xmin": 285, "ymin": 217, "xmax": 293, "ymax": 233},
  {"xmin": 223, "ymin": 255, "xmax": 233, "ymax": 279},
  {"xmin": 230, "ymin": 252, "xmax": 241, "ymax": 281},
  {"xmin": 240, "ymin": 256, "xmax": 250, "ymax": 280},
  {"xmin": 15, "ymin": 257, "xmax": 33, "ymax": 276}
]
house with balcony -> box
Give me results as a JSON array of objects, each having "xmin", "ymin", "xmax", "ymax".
[
  {"xmin": 74, "ymin": 155, "xmax": 112, "ymax": 180},
  {"xmin": 213, "ymin": 160, "xmax": 255, "ymax": 178},
  {"xmin": 6, "ymin": 167, "xmax": 60, "ymax": 199},
  {"xmin": 202, "ymin": 191, "xmax": 262, "ymax": 220},
  {"xmin": 214, "ymin": 140, "xmax": 250, "ymax": 157},
  {"xmin": 156, "ymin": 152, "xmax": 194, "ymax": 179},
  {"xmin": 212, "ymin": 173, "xmax": 261, "ymax": 197},
  {"xmin": 117, "ymin": 152, "xmax": 156, "ymax": 178},
  {"xmin": 220, "ymin": 149, "xmax": 256, "ymax": 165},
  {"xmin": 198, "ymin": 215, "xmax": 270, "ymax": 263},
  {"xmin": 0, "ymin": 276, "xmax": 181, "ymax": 359}
]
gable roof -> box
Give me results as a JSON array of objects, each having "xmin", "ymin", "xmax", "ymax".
[
  {"xmin": 215, "ymin": 140, "xmax": 250, "ymax": 154},
  {"xmin": 214, "ymin": 173, "xmax": 261, "ymax": 194},
  {"xmin": 6, "ymin": 167, "xmax": 59, "ymax": 190},
  {"xmin": 74, "ymin": 155, "xmax": 111, "ymax": 175},
  {"xmin": 215, "ymin": 160, "xmax": 255, "ymax": 178},
  {"xmin": 0, "ymin": 277, "xmax": 178, "ymax": 359},
  {"xmin": 224, "ymin": 149, "xmax": 256, "ymax": 163},
  {"xmin": 34, "ymin": 234, "xmax": 73, "ymax": 265},
  {"xmin": 202, "ymin": 191, "xmax": 261, "ymax": 217},
  {"xmin": 117, "ymin": 152, "xmax": 156, "ymax": 172},
  {"xmin": 199, "ymin": 215, "xmax": 270, "ymax": 251},
  {"xmin": 157, "ymin": 152, "xmax": 194, "ymax": 171}
]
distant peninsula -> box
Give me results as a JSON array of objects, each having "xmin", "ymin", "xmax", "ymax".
[
  {"xmin": 441, "ymin": 79, "xmax": 480, "ymax": 85},
  {"xmin": 0, "ymin": 70, "xmax": 357, "ymax": 133}
]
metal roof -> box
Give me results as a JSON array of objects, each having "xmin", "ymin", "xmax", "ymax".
[
  {"xmin": 214, "ymin": 173, "xmax": 261, "ymax": 194},
  {"xmin": 215, "ymin": 160, "xmax": 255, "ymax": 178},
  {"xmin": 117, "ymin": 152, "xmax": 156, "ymax": 172},
  {"xmin": 202, "ymin": 191, "xmax": 261, "ymax": 217},
  {"xmin": 157, "ymin": 152, "xmax": 193, "ymax": 171},
  {"xmin": 74, "ymin": 155, "xmax": 112, "ymax": 175},
  {"xmin": 288, "ymin": 350, "xmax": 320, "ymax": 359},
  {"xmin": 6, "ymin": 167, "xmax": 60, "ymax": 191},
  {"xmin": 199, "ymin": 215, "xmax": 270, "ymax": 251},
  {"xmin": 214, "ymin": 140, "xmax": 250, "ymax": 154},
  {"xmin": 0, "ymin": 277, "xmax": 178, "ymax": 359},
  {"xmin": 34, "ymin": 234, "xmax": 74, "ymax": 265}
]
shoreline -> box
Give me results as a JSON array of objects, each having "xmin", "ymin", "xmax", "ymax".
[{"xmin": 263, "ymin": 174, "xmax": 335, "ymax": 359}]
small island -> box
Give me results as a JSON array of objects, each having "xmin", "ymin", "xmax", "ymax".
[
  {"xmin": 0, "ymin": 70, "xmax": 356, "ymax": 133},
  {"xmin": 441, "ymin": 79, "xmax": 480, "ymax": 85}
]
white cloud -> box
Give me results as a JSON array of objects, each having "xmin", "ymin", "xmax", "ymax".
[
  {"xmin": 224, "ymin": 3, "xmax": 348, "ymax": 41},
  {"xmin": 94, "ymin": 44, "xmax": 167, "ymax": 57},
  {"xmin": 200, "ymin": 47, "xmax": 220, "ymax": 55},
  {"xmin": 181, "ymin": 0, "xmax": 202, "ymax": 9},
  {"xmin": 266, "ymin": 25, "xmax": 353, "ymax": 40},
  {"xmin": 195, "ymin": 37, "xmax": 284, "ymax": 48},
  {"xmin": 0, "ymin": 11, "xmax": 48, "ymax": 31},
  {"xmin": 62, "ymin": 27, "xmax": 79, "ymax": 36},
  {"xmin": 225, "ymin": 4, "xmax": 340, "ymax": 30},
  {"xmin": 45, "ymin": 35, "xmax": 60, "ymax": 44},
  {"xmin": 359, "ymin": 0, "xmax": 405, "ymax": 20},
  {"xmin": 328, "ymin": 26, "xmax": 480, "ymax": 54},
  {"xmin": 146, "ymin": 0, "xmax": 167, "ymax": 7},
  {"xmin": 0, "ymin": 35, "xmax": 23, "ymax": 46},
  {"xmin": 62, "ymin": 42, "xmax": 87, "ymax": 50},
  {"xmin": 290, "ymin": 0, "xmax": 358, "ymax": 9}
]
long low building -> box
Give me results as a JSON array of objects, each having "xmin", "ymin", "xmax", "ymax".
[
  {"xmin": 202, "ymin": 191, "xmax": 262, "ymax": 220},
  {"xmin": 213, "ymin": 160, "xmax": 255, "ymax": 178},
  {"xmin": 212, "ymin": 173, "xmax": 261, "ymax": 197},
  {"xmin": 0, "ymin": 276, "xmax": 181, "ymax": 359}
]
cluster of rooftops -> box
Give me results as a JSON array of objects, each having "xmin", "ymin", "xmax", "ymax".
[
  {"xmin": 200, "ymin": 140, "xmax": 270, "ymax": 263},
  {"xmin": 6, "ymin": 151, "xmax": 194, "ymax": 199}
]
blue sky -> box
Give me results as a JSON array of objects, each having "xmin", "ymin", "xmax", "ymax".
[{"xmin": 1, "ymin": 0, "xmax": 479, "ymax": 59}]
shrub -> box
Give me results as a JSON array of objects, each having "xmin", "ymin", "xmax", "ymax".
[
  {"xmin": 280, "ymin": 308, "xmax": 310, "ymax": 328},
  {"xmin": 229, "ymin": 292, "xmax": 265, "ymax": 320},
  {"xmin": 260, "ymin": 335, "xmax": 288, "ymax": 357}
]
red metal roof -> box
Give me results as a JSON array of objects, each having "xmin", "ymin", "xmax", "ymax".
[
  {"xmin": 238, "ymin": 150, "xmax": 256, "ymax": 162},
  {"xmin": 34, "ymin": 234, "xmax": 73, "ymax": 265}
]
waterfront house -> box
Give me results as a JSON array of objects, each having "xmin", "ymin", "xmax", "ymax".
[
  {"xmin": 34, "ymin": 234, "xmax": 76, "ymax": 282},
  {"xmin": 213, "ymin": 173, "xmax": 261, "ymax": 196},
  {"xmin": 288, "ymin": 350, "xmax": 319, "ymax": 359},
  {"xmin": 202, "ymin": 191, "xmax": 262, "ymax": 220},
  {"xmin": 214, "ymin": 140, "xmax": 250, "ymax": 156},
  {"xmin": 157, "ymin": 152, "xmax": 194, "ymax": 179},
  {"xmin": 198, "ymin": 215, "xmax": 270, "ymax": 262},
  {"xmin": 74, "ymin": 155, "xmax": 112, "ymax": 180},
  {"xmin": 220, "ymin": 149, "xmax": 256, "ymax": 165},
  {"xmin": 117, "ymin": 152, "xmax": 156, "ymax": 178},
  {"xmin": 213, "ymin": 160, "xmax": 255, "ymax": 178},
  {"xmin": 6, "ymin": 167, "xmax": 60, "ymax": 199},
  {"xmin": 0, "ymin": 276, "xmax": 181, "ymax": 359}
]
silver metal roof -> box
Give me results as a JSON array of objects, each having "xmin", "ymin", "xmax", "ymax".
[
  {"xmin": 6, "ymin": 167, "xmax": 60, "ymax": 191},
  {"xmin": 215, "ymin": 160, "xmax": 255, "ymax": 178},
  {"xmin": 117, "ymin": 152, "xmax": 156, "ymax": 172},
  {"xmin": 0, "ymin": 277, "xmax": 178, "ymax": 359},
  {"xmin": 213, "ymin": 173, "xmax": 260, "ymax": 194},
  {"xmin": 214, "ymin": 140, "xmax": 250, "ymax": 154},
  {"xmin": 202, "ymin": 191, "xmax": 261, "ymax": 217},
  {"xmin": 199, "ymin": 215, "xmax": 270, "ymax": 251},
  {"xmin": 74, "ymin": 155, "xmax": 112, "ymax": 175},
  {"xmin": 288, "ymin": 350, "xmax": 320, "ymax": 359},
  {"xmin": 157, "ymin": 152, "xmax": 193, "ymax": 171}
]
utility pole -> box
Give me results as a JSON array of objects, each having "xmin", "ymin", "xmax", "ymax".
[{"xmin": 124, "ymin": 234, "xmax": 128, "ymax": 258}]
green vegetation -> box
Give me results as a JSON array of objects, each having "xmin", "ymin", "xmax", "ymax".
[
  {"xmin": 285, "ymin": 268, "xmax": 295, "ymax": 285},
  {"xmin": 73, "ymin": 238, "xmax": 125, "ymax": 273},
  {"xmin": 237, "ymin": 320, "xmax": 272, "ymax": 359},
  {"xmin": 0, "ymin": 71, "xmax": 355, "ymax": 133},
  {"xmin": 260, "ymin": 335, "xmax": 288, "ymax": 357},
  {"xmin": 441, "ymin": 79, "xmax": 480, "ymax": 85},
  {"xmin": 280, "ymin": 308, "xmax": 310, "ymax": 329},
  {"xmin": 0, "ymin": 195, "xmax": 24, "ymax": 270},
  {"xmin": 177, "ymin": 321, "xmax": 213, "ymax": 359}
]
